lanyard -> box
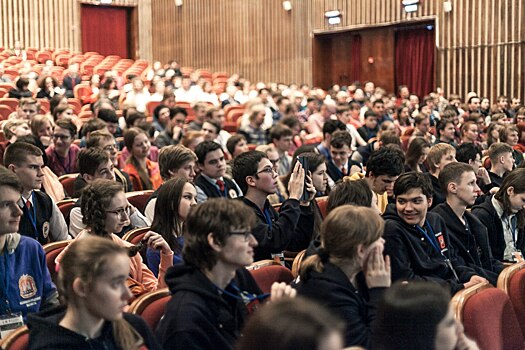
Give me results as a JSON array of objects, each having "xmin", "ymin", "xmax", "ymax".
[
  {"xmin": 506, "ymin": 216, "xmax": 517, "ymax": 245},
  {"xmin": 217, "ymin": 283, "xmax": 270, "ymax": 304},
  {"xmin": 1, "ymin": 245, "xmax": 11, "ymax": 314},
  {"xmin": 416, "ymin": 221, "xmax": 460, "ymax": 283},
  {"xmin": 22, "ymin": 192, "xmax": 38, "ymax": 240},
  {"xmin": 415, "ymin": 222, "xmax": 441, "ymax": 254},
  {"xmin": 263, "ymin": 207, "xmax": 273, "ymax": 230}
]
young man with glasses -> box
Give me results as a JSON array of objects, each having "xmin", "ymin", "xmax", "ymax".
[
  {"xmin": 45, "ymin": 119, "xmax": 80, "ymax": 177},
  {"xmin": 4, "ymin": 142, "xmax": 68, "ymax": 244},
  {"xmin": 68, "ymin": 148, "xmax": 149, "ymax": 238},
  {"xmin": 233, "ymin": 150, "xmax": 315, "ymax": 261},
  {"xmin": 157, "ymin": 198, "xmax": 295, "ymax": 350}
]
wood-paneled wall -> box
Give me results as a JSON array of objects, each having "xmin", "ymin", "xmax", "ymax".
[
  {"xmin": 149, "ymin": 0, "xmax": 524, "ymax": 102},
  {"xmin": 151, "ymin": 0, "xmax": 314, "ymax": 85},
  {"xmin": 0, "ymin": 0, "xmax": 141, "ymax": 55}
]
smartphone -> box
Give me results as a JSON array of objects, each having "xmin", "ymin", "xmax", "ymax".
[{"xmin": 297, "ymin": 155, "xmax": 309, "ymax": 201}]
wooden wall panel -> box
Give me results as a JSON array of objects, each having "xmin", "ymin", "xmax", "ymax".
[
  {"xmin": 151, "ymin": 0, "xmax": 313, "ymax": 85},
  {"xmin": 0, "ymin": 0, "xmax": 144, "ymax": 57}
]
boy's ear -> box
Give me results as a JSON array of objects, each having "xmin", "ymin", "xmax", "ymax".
[{"xmin": 245, "ymin": 175, "xmax": 257, "ymax": 188}]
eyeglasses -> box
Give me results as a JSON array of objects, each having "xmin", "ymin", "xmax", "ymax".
[
  {"xmin": 52, "ymin": 134, "xmax": 71, "ymax": 140},
  {"xmin": 230, "ymin": 231, "xmax": 253, "ymax": 242},
  {"xmin": 256, "ymin": 166, "xmax": 276, "ymax": 175},
  {"xmin": 105, "ymin": 206, "xmax": 131, "ymax": 218}
]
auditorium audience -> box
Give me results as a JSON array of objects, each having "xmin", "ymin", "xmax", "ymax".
[{"xmin": 2, "ymin": 48, "xmax": 525, "ymax": 348}]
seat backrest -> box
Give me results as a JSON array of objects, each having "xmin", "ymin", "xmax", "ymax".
[
  {"xmin": 56, "ymin": 198, "xmax": 77, "ymax": 220},
  {"xmin": 43, "ymin": 240, "xmax": 72, "ymax": 284},
  {"xmin": 58, "ymin": 173, "xmax": 79, "ymax": 198},
  {"xmin": 128, "ymin": 288, "xmax": 171, "ymax": 331},
  {"xmin": 497, "ymin": 261, "xmax": 525, "ymax": 336},
  {"xmin": 452, "ymin": 282, "xmax": 524, "ymax": 350},
  {"xmin": 121, "ymin": 227, "xmax": 150, "ymax": 245},
  {"xmin": 0, "ymin": 325, "xmax": 28, "ymax": 350},
  {"xmin": 125, "ymin": 191, "xmax": 154, "ymax": 214},
  {"xmin": 315, "ymin": 196, "xmax": 328, "ymax": 219},
  {"xmin": 249, "ymin": 264, "xmax": 294, "ymax": 294}
]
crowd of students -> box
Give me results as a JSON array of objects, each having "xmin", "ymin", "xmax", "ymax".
[{"xmin": 1, "ymin": 56, "xmax": 524, "ymax": 349}]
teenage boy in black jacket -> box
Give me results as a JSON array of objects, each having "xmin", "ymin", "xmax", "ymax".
[
  {"xmin": 233, "ymin": 150, "xmax": 315, "ymax": 261},
  {"xmin": 383, "ymin": 172, "xmax": 487, "ymax": 294},
  {"xmin": 432, "ymin": 163, "xmax": 504, "ymax": 285}
]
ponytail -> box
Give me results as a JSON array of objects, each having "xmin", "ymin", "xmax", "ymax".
[{"xmin": 112, "ymin": 319, "xmax": 145, "ymax": 350}]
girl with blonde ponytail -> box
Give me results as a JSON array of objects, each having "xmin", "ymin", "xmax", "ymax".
[
  {"xmin": 296, "ymin": 205, "xmax": 391, "ymax": 349},
  {"xmin": 28, "ymin": 236, "xmax": 161, "ymax": 349}
]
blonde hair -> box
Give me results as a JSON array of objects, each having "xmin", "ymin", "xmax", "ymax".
[
  {"xmin": 58, "ymin": 236, "xmax": 145, "ymax": 350},
  {"xmin": 300, "ymin": 205, "xmax": 383, "ymax": 280},
  {"xmin": 3, "ymin": 119, "xmax": 28, "ymax": 139},
  {"xmin": 427, "ymin": 143, "xmax": 455, "ymax": 173}
]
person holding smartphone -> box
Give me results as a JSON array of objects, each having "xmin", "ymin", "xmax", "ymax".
[{"xmin": 233, "ymin": 150, "xmax": 316, "ymax": 261}]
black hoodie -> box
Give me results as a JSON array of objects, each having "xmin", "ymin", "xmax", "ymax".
[
  {"xmin": 471, "ymin": 195, "xmax": 525, "ymax": 262},
  {"xmin": 27, "ymin": 305, "xmax": 161, "ymax": 350},
  {"xmin": 383, "ymin": 204, "xmax": 477, "ymax": 294},
  {"xmin": 156, "ymin": 263, "xmax": 261, "ymax": 350},
  {"xmin": 432, "ymin": 202, "xmax": 504, "ymax": 285}
]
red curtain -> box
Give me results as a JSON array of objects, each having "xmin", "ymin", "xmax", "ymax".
[
  {"xmin": 350, "ymin": 35, "xmax": 361, "ymax": 83},
  {"xmin": 394, "ymin": 26, "xmax": 435, "ymax": 98},
  {"xmin": 81, "ymin": 5, "xmax": 129, "ymax": 58}
]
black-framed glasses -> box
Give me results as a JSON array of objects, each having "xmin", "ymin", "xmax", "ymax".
[
  {"xmin": 105, "ymin": 206, "xmax": 131, "ymax": 218},
  {"xmin": 256, "ymin": 166, "xmax": 276, "ymax": 175},
  {"xmin": 52, "ymin": 134, "xmax": 71, "ymax": 140},
  {"xmin": 230, "ymin": 231, "xmax": 253, "ymax": 242}
]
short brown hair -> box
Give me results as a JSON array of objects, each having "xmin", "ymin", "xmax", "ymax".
[
  {"xmin": 183, "ymin": 198, "xmax": 257, "ymax": 271},
  {"xmin": 4, "ymin": 142, "xmax": 43, "ymax": 167},
  {"xmin": 158, "ymin": 145, "xmax": 197, "ymax": 180},
  {"xmin": 488, "ymin": 142, "xmax": 513, "ymax": 162}
]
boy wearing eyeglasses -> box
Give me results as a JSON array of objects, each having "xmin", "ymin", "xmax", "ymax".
[
  {"xmin": 233, "ymin": 150, "xmax": 316, "ymax": 261},
  {"xmin": 157, "ymin": 198, "xmax": 296, "ymax": 350},
  {"xmin": 45, "ymin": 118, "xmax": 80, "ymax": 177},
  {"xmin": 4, "ymin": 142, "xmax": 68, "ymax": 245}
]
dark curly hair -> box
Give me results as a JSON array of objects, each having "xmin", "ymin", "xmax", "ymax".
[{"xmin": 80, "ymin": 179, "xmax": 124, "ymax": 236}]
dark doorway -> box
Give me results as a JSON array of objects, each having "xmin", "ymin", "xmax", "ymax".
[
  {"xmin": 313, "ymin": 27, "xmax": 395, "ymax": 92},
  {"xmin": 394, "ymin": 23, "xmax": 435, "ymax": 98},
  {"xmin": 81, "ymin": 5, "xmax": 133, "ymax": 58}
]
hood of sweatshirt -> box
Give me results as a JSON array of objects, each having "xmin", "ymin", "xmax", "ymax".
[{"xmin": 27, "ymin": 305, "xmax": 118, "ymax": 349}]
